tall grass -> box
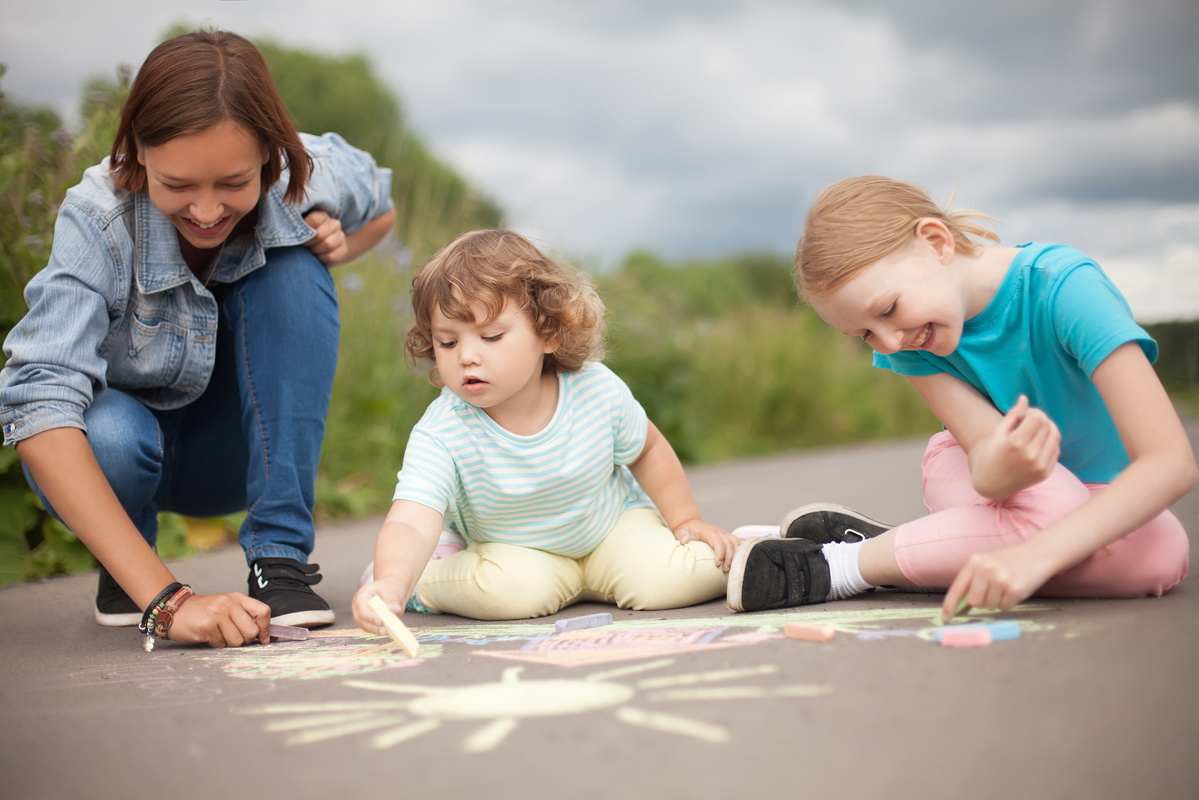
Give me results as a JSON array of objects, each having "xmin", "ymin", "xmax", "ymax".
[{"xmin": 597, "ymin": 254, "xmax": 939, "ymax": 464}]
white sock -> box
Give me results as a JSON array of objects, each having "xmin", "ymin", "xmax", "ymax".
[{"xmin": 821, "ymin": 541, "xmax": 873, "ymax": 601}]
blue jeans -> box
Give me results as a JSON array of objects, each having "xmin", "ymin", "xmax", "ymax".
[{"xmin": 24, "ymin": 246, "xmax": 340, "ymax": 564}]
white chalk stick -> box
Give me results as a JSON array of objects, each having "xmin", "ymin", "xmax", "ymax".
[
  {"xmin": 554, "ymin": 612, "xmax": 613, "ymax": 633},
  {"xmin": 368, "ymin": 595, "xmax": 420, "ymax": 657}
]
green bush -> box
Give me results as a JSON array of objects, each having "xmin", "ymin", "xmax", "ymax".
[
  {"xmin": 0, "ymin": 38, "xmax": 505, "ymax": 583},
  {"xmin": 0, "ymin": 68, "xmax": 130, "ymax": 584},
  {"xmin": 598, "ymin": 252, "xmax": 939, "ymax": 462}
]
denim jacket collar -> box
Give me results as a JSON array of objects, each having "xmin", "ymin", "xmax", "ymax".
[{"xmin": 133, "ymin": 181, "xmax": 316, "ymax": 295}]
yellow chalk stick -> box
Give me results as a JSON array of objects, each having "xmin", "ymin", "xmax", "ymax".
[{"xmin": 367, "ymin": 595, "xmax": 420, "ymax": 657}]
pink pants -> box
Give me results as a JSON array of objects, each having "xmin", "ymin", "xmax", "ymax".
[{"xmin": 893, "ymin": 431, "xmax": 1190, "ymax": 597}]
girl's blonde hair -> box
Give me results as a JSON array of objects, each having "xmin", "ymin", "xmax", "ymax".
[
  {"xmin": 406, "ymin": 229, "xmax": 605, "ymax": 384},
  {"xmin": 795, "ymin": 176, "xmax": 1000, "ymax": 300}
]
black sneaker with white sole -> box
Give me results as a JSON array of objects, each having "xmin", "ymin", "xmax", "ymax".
[
  {"xmin": 248, "ymin": 557, "xmax": 335, "ymax": 627},
  {"xmin": 95, "ymin": 566, "xmax": 142, "ymax": 627},
  {"xmin": 780, "ymin": 503, "xmax": 892, "ymax": 544},
  {"xmin": 726, "ymin": 537, "xmax": 831, "ymax": 612}
]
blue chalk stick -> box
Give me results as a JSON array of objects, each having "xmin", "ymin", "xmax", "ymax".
[
  {"xmin": 554, "ymin": 612, "xmax": 613, "ymax": 633},
  {"xmin": 934, "ymin": 620, "xmax": 1021, "ymax": 643}
]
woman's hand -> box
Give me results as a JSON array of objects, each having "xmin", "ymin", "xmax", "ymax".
[
  {"xmin": 353, "ymin": 577, "xmax": 410, "ymax": 636},
  {"xmin": 304, "ymin": 206, "xmax": 397, "ymax": 268},
  {"xmin": 303, "ymin": 210, "xmax": 349, "ymax": 266},
  {"xmin": 166, "ymin": 592, "xmax": 271, "ymax": 648},
  {"xmin": 674, "ymin": 519, "xmax": 740, "ymax": 573},
  {"xmin": 969, "ymin": 395, "xmax": 1061, "ymax": 500}
]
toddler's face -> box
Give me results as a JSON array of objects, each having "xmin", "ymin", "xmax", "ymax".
[
  {"xmin": 810, "ymin": 237, "xmax": 965, "ymax": 358},
  {"xmin": 430, "ymin": 298, "xmax": 557, "ymax": 427}
]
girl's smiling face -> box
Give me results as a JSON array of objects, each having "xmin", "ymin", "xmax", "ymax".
[
  {"xmin": 431, "ymin": 297, "xmax": 558, "ymax": 430},
  {"xmin": 137, "ymin": 120, "xmax": 268, "ymax": 258},
  {"xmin": 809, "ymin": 224, "xmax": 967, "ymax": 358}
]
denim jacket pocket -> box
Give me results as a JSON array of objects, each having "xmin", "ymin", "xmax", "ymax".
[{"xmin": 101, "ymin": 311, "xmax": 186, "ymax": 389}]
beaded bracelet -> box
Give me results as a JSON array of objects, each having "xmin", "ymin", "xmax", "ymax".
[
  {"xmin": 139, "ymin": 582, "xmax": 183, "ymax": 633},
  {"xmin": 139, "ymin": 582, "xmax": 190, "ymax": 652},
  {"xmin": 153, "ymin": 586, "xmax": 195, "ymax": 640}
]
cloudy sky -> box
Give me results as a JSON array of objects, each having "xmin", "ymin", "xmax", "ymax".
[{"xmin": 3, "ymin": 0, "xmax": 1198, "ymax": 320}]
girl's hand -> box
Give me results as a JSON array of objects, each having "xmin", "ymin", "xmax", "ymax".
[
  {"xmin": 969, "ymin": 395, "xmax": 1061, "ymax": 499},
  {"xmin": 674, "ymin": 519, "xmax": 739, "ymax": 573},
  {"xmin": 303, "ymin": 210, "xmax": 349, "ymax": 266},
  {"xmin": 167, "ymin": 592, "xmax": 271, "ymax": 648},
  {"xmin": 940, "ymin": 541, "xmax": 1059, "ymax": 622},
  {"xmin": 353, "ymin": 577, "xmax": 410, "ymax": 636}
]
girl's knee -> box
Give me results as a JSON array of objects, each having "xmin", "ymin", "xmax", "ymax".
[{"xmin": 1121, "ymin": 517, "xmax": 1190, "ymax": 596}]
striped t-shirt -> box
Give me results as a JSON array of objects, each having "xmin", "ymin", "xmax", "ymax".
[{"xmin": 393, "ymin": 361, "xmax": 656, "ymax": 557}]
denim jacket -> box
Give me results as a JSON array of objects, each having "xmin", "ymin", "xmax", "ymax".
[{"xmin": 1, "ymin": 132, "xmax": 392, "ymax": 445}]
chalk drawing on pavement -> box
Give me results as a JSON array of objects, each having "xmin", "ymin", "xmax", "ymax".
[
  {"xmin": 239, "ymin": 661, "xmax": 832, "ymax": 751},
  {"xmin": 200, "ymin": 602, "xmax": 1056, "ymax": 680}
]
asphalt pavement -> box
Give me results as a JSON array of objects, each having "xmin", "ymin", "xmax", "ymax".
[{"xmin": 2, "ymin": 426, "xmax": 1197, "ymax": 800}]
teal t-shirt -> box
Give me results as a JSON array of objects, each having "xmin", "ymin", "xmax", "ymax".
[{"xmin": 874, "ymin": 243, "xmax": 1156, "ymax": 484}]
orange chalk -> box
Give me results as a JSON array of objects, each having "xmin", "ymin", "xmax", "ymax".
[{"xmin": 784, "ymin": 623, "xmax": 835, "ymax": 642}]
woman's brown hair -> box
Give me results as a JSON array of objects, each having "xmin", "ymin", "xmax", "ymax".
[{"xmin": 110, "ymin": 29, "xmax": 312, "ymax": 204}]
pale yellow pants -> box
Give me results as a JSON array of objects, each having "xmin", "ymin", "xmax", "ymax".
[{"xmin": 416, "ymin": 509, "xmax": 729, "ymax": 620}]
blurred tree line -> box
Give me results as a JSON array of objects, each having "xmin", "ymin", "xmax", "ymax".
[{"xmin": 2, "ymin": 35, "xmax": 1197, "ymax": 585}]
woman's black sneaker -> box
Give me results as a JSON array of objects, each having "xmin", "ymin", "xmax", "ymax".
[
  {"xmin": 726, "ymin": 537, "xmax": 831, "ymax": 612},
  {"xmin": 95, "ymin": 566, "xmax": 142, "ymax": 627},
  {"xmin": 780, "ymin": 503, "xmax": 892, "ymax": 544},
  {"xmin": 248, "ymin": 557, "xmax": 335, "ymax": 627}
]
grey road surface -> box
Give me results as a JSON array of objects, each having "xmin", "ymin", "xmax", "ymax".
[{"xmin": 2, "ymin": 428, "xmax": 1197, "ymax": 800}]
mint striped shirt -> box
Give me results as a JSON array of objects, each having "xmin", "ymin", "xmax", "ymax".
[{"xmin": 393, "ymin": 361, "xmax": 655, "ymax": 557}]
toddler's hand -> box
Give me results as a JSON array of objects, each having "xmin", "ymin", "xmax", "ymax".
[
  {"xmin": 674, "ymin": 519, "xmax": 739, "ymax": 573},
  {"xmin": 352, "ymin": 577, "xmax": 409, "ymax": 636}
]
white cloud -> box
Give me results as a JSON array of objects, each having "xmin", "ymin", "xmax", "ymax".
[{"xmin": 2, "ymin": 0, "xmax": 1197, "ymax": 316}]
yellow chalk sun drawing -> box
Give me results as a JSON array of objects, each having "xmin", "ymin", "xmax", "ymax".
[{"xmin": 240, "ymin": 659, "xmax": 830, "ymax": 752}]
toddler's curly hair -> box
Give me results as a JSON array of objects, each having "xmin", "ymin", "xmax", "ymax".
[{"xmin": 406, "ymin": 229, "xmax": 606, "ymax": 385}]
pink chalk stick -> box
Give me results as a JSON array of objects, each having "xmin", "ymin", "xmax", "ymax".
[
  {"xmin": 938, "ymin": 628, "xmax": 992, "ymax": 648},
  {"xmin": 269, "ymin": 624, "xmax": 309, "ymax": 641},
  {"xmin": 784, "ymin": 623, "xmax": 835, "ymax": 642}
]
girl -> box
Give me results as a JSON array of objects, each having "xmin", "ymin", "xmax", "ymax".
[
  {"xmin": 353, "ymin": 229, "xmax": 736, "ymax": 629},
  {"xmin": 1, "ymin": 30, "xmax": 396, "ymax": 648},
  {"xmin": 727, "ymin": 176, "xmax": 1194, "ymax": 621}
]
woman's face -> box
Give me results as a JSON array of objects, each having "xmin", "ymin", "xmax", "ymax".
[{"xmin": 137, "ymin": 120, "xmax": 268, "ymax": 255}]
